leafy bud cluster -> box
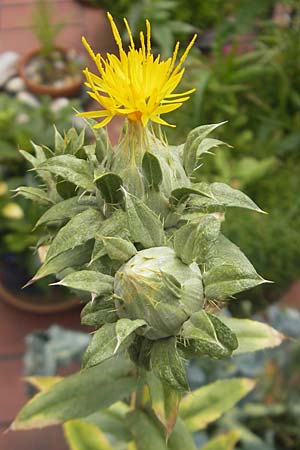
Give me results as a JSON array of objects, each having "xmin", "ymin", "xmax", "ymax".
[{"xmin": 18, "ymin": 119, "xmax": 266, "ymax": 391}]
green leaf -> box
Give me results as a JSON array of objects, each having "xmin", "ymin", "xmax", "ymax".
[
  {"xmin": 125, "ymin": 192, "xmax": 165, "ymax": 248},
  {"xmin": 15, "ymin": 186, "xmax": 53, "ymax": 206},
  {"xmin": 203, "ymin": 235, "xmax": 266, "ymax": 300},
  {"xmin": 11, "ymin": 357, "xmax": 137, "ymax": 430},
  {"xmin": 54, "ymin": 126, "xmax": 66, "ymax": 154},
  {"xmin": 82, "ymin": 319, "xmax": 146, "ymax": 369},
  {"xmin": 82, "ymin": 117, "xmax": 111, "ymax": 160},
  {"xmin": 46, "ymin": 208, "xmax": 103, "ymax": 262},
  {"xmin": 81, "ymin": 297, "xmax": 118, "ymax": 326},
  {"xmin": 151, "ymin": 337, "xmax": 188, "ymax": 392},
  {"xmin": 189, "ymin": 138, "xmax": 231, "ymax": 182},
  {"xmin": 84, "ymin": 143, "xmax": 97, "ymax": 163},
  {"xmin": 180, "ymin": 311, "xmax": 238, "ymax": 359},
  {"xmin": 56, "ymin": 270, "xmax": 114, "ymax": 298},
  {"xmin": 183, "ymin": 122, "xmax": 226, "ymax": 175},
  {"xmin": 189, "ymin": 182, "xmax": 265, "ymax": 213},
  {"xmin": 34, "ymin": 196, "xmax": 98, "ymax": 229},
  {"xmin": 173, "ymin": 215, "xmax": 220, "ymax": 265},
  {"xmin": 90, "ymin": 209, "xmax": 129, "ymax": 263},
  {"xmin": 169, "ymin": 186, "xmax": 212, "ymax": 208},
  {"xmin": 94, "ymin": 172, "xmax": 124, "ymax": 204},
  {"xmin": 180, "ymin": 378, "xmax": 256, "ymax": 432},
  {"xmin": 201, "ymin": 430, "xmax": 241, "ymax": 450},
  {"xmin": 115, "ymin": 318, "xmax": 146, "ymax": 353},
  {"xmin": 33, "ymin": 241, "xmax": 93, "ymax": 281},
  {"xmin": 147, "ymin": 372, "xmax": 181, "ymax": 439},
  {"xmin": 38, "ymin": 155, "xmax": 94, "ymax": 190},
  {"xmin": 64, "ymin": 419, "xmax": 114, "ymax": 450},
  {"xmin": 127, "ymin": 411, "xmax": 197, "ymax": 450},
  {"xmin": 68, "ymin": 127, "xmax": 86, "ymax": 155},
  {"xmin": 20, "ymin": 142, "xmax": 47, "ymax": 168},
  {"xmin": 19, "ymin": 149, "xmax": 37, "ymax": 167},
  {"xmin": 126, "ymin": 410, "xmax": 168, "ymax": 450},
  {"xmin": 173, "ymin": 222, "xmax": 199, "ymax": 264},
  {"xmin": 86, "ymin": 402, "xmax": 132, "ymax": 442},
  {"xmin": 168, "ymin": 418, "xmax": 197, "ymax": 450},
  {"xmin": 26, "ymin": 377, "xmax": 63, "ymax": 392},
  {"xmin": 56, "ymin": 179, "xmax": 77, "ymax": 199},
  {"xmin": 220, "ymin": 317, "xmax": 285, "ymax": 354},
  {"xmin": 128, "ymin": 336, "xmax": 153, "ymax": 371},
  {"xmin": 99, "ymin": 235, "xmax": 137, "ymax": 262},
  {"xmin": 142, "ymin": 151, "xmax": 163, "ymax": 188},
  {"xmin": 24, "ymin": 143, "xmax": 58, "ymax": 190}
]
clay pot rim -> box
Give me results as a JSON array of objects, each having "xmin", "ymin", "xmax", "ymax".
[
  {"xmin": 0, "ymin": 281, "xmax": 81, "ymax": 315},
  {"xmin": 19, "ymin": 45, "xmax": 83, "ymax": 98}
]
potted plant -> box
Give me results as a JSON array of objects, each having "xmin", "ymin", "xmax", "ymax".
[
  {"xmin": 0, "ymin": 93, "xmax": 82, "ymax": 313},
  {"xmin": 11, "ymin": 14, "xmax": 284, "ymax": 448},
  {"xmin": 19, "ymin": 0, "xmax": 83, "ymax": 98}
]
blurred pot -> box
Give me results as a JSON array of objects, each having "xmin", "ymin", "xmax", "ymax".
[
  {"xmin": 0, "ymin": 259, "xmax": 80, "ymax": 314},
  {"xmin": 19, "ymin": 46, "xmax": 82, "ymax": 98}
]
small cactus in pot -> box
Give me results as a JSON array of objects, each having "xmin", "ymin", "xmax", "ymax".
[{"xmin": 16, "ymin": 13, "xmax": 267, "ymax": 393}]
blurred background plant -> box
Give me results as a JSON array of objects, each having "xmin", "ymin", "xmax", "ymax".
[
  {"xmin": 0, "ymin": 93, "xmax": 81, "ymax": 295},
  {"xmin": 32, "ymin": 0, "xmax": 65, "ymax": 58},
  {"xmin": 163, "ymin": 0, "xmax": 300, "ymax": 314},
  {"xmin": 20, "ymin": 0, "xmax": 83, "ymax": 95}
]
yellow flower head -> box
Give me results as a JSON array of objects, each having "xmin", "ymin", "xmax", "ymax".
[{"xmin": 78, "ymin": 13, "xmax": 197, "ymax": 129}]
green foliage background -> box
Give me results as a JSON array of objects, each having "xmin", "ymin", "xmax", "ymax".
[{"xmin": 164, "ymin": 2, "xmax": 300, "ymax": 311}]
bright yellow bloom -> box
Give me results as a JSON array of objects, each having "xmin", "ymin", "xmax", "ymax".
[{"xmin": 78, "ymin": 13, "xmax": 197, "ymax": 128}]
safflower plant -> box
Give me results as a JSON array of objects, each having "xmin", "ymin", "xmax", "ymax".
[{"xmin": 12, "ymin": 14, "xmax": 285, "ymax": 450}]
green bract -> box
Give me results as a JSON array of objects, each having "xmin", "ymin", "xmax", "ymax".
[
  {"xmin": 114, "ymin": 247, "xmax": 204, "ymax": 339},
  {"xmin": 17, "ymin": 119, "xmax": 268, "ymax": 391}
]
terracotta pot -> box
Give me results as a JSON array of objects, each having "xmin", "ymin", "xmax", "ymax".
[
  {"xmin": 19, "ymin": 46, "xmax": 83, "ymax": 98},
  {"xmin": 0, "ymin": 280, "xmax": 81, "ymax": 314}
]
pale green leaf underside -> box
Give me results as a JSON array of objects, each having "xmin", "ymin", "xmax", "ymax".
[
  {"xmin": 201, "ymin": 430, "xmax": 241, "ymax": 450},
  {"xmin": 12, "ymin": 358, "xmax": 137, "ymax": 430},
  {"xmin": 221, "ymin": 317, "xmax": 285, "ymax": 354},
  {"xmin": 180, "ymin": 378, "xmax": 255, "ymax": 432},
  {"xmin": 64, "ymin": 419, "xmax": 114, "ymax": 450}
]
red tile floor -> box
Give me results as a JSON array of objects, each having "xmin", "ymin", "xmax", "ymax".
[
  {"xmin": 0, "ymin": 0, "xmax": 115, "ymax": 56},
  {"xmin": 0, "ymin": 300, "xmax": 83, "ymax": 450},
  {"xmin": 0, "ymin": 2, "xmax": 116, "ymax": 449}
]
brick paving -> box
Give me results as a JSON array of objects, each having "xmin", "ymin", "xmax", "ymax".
[
  {"xmin": 0, "ymin": 300, "xmax": 83, "ymax": 450},
  {"xmin": 0, "ymin": 0, "xmax": 115, "ymax": 55}
]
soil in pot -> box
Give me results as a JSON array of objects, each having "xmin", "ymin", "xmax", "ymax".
[
  {"xmin": 20, "ymin": 47, "xmax": 83, "ymax": 98},
  {"xmin": 0, "ymin": 254, "xmax": 80, "ymax": 314}
]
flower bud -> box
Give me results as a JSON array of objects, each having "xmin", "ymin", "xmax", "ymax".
[{"xmin": 114, "ymin": 247, "xmax": 204, "ymax": 339}]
